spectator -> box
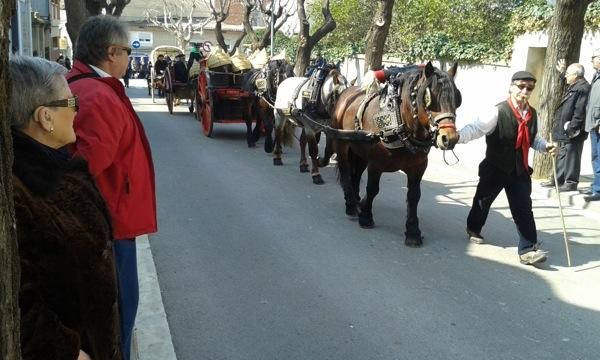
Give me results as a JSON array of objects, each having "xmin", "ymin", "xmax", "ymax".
[
  {"xmin": 457, "ymin": 71, "xmax": 556, "ymax": 266},
  {"xmin": 583, "ymin": 48, "xmax": 600, "ymax": 201},
  {"xmin": 173, "ymin": 53, "xmax": 188, "ymax": 83},
  {"xmin": 9, "ymin": 56, "xmax": 121, "ymax": 360},
  {"xmin": 541, "ymin": 60, "xmax": 590, "ymax": 192},
  {"xmin": 66, "ymin": 15, "xmax": 158, "ymax": 360}
]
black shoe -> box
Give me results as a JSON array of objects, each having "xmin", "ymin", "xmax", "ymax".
[
  {"xmin": 558, "ymin": 183, "xmax": 577, "ymax": 192},
  {"xmin": 540, "ymin": 180, "xmax": 556, "ymax": 188},
  {"xmin": 466, "ymin": 228, "xmax": 484, "ymax": 244},
  {"xmin": 579, "ymin": 188, "xmax": 593, "ymax": 195},
  {"xmin": 584, "ymin": 193, "xmax": 600, "ymax": 202}
]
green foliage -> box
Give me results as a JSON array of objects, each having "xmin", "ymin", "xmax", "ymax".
[
  {"xmin": 307, "ymin": 0, "xmax": 374, "ymax": 60},
  {"xmin": 295, "ymin": 0, "xmax": 600, "ymax": 65},
  {"xmin": 388, "ymin": 0, "xmax": 520, "ymax": 63}
]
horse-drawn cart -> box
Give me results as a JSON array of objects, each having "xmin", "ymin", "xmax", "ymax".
[
  {"xmin": 149, "ymin": 46, "xmax": 196, "ymax": 114},
  {"xmin": 195, "ymin": 59, "xmax": 252, "ymax": 137}
]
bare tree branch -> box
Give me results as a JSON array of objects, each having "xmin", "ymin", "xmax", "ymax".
[{"xmin": 145, "ymin": 0, "xmax": 212, "ymax": 52}]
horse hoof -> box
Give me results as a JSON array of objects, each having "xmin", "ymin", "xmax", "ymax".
[
  {"xmin": 345, "ymin": 206, "xmax": 358, "ymax": 219},
  {"xmin": 405, "ymin": 235, "xmax": 424, "ymax": 248},
  {"xmin": 312, "ymin": 174, "xmax": 325, "ymax": 185},
  {"xmin": 359, "ymin": 216, "xmax": 374, "ymax": 228},
  {"xmin": 300, "ymin": 164, "xmax": 309, "ymax": 173},
  {"xmin": 248, "ymin": 142, "xmax": 256, "ymax": 148},
  {"xmin": 273, "ymin": 158, "xmax": 283, "ymax": 166},
  {"xmin": 264, "ymin": 137, "xmax": 273, "ymax": 153}
]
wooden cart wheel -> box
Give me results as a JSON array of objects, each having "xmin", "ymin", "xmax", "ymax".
[
  {"xmin": 198, "ymin": 71, "xmax": 214, "ymax": 136},
  {"xmin": 165, "ymin": 67, "xmax": 174, "ymax": 114},
  {"xmin": 201, "ymin": 91, "xmax": 214, "ymax": 137}
]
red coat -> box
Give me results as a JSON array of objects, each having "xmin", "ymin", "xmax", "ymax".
[{"xmin": 67, "ymin": 61, "xmax": 157, "ymax": 239}]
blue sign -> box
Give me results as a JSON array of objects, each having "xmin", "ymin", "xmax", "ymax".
[{"xmin": 132, "ymin": 40, "xmax": 141, "ymax": 49}]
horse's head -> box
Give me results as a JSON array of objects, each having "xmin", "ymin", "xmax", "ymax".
[
  {"xmin": 400, "ymin": 61, "xmax": 461, "ymax": 150},
  {"xmin": 267, "ymin": 59, "xmax": 295, "ymax": 94},
  {"xmin": 320, "ymin": 66, "xmax": 349, "ymax": 115}
]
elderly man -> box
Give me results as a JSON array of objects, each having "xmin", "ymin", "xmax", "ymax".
[
  {"xmin": 457, "ymin": 71, "xmax": 556, "ymax": 266},
  {"xmin": 583, "ymin": 48, "xmax": 600, "ymax": 201},
  {"xmin": 67, "ymin": 15, "xmax": 157, "ymax": 360},
  {"xmin": 541, "ymin": 61, "xmax": 590, "ymax": 192}
]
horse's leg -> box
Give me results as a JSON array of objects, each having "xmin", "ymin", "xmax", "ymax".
[
  {"xmin": 252, "ymin": 102, "xmax": 262, "ymax": 142},
  {"xmin": 307, "ymin": 129, "xmax": 324, "ymax": 184},
  {"xmin": 338, "ymin": 145, "xmax": 364, "ymax": 218},
  {"xmin": 273, "ymin": 112, "xmax": 284, "ymax": 166},
  {"xmin": 299, "ymin": 129, "xmax": 309, "ymax": 173},
  {"xmin": 404, "ymin": 170, "xmax": 425, "ymax": 247},
  {"xmin": 358, "ymin": 167, "xmax": 381, "ymax": 229},
  {"xmin": 319, "ymin": 134, "xmax": 335, "ymax": 167},
  {"xmin": 244, "ymin": 100, "xmax": 256, "ymax": 148},
  {"xmin": 263, "ymin": 108, "xmax": 274, "ymax": 153}
]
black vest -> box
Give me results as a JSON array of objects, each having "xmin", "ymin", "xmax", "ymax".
[{"xmin": 485, "ymin": 101, "xmax": 538, "ymax": 175}]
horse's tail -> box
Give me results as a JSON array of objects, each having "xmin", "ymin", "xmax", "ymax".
[
  {"xmin": 274, "ymin": 111, "xmax": 296, "ymax": 148},
  {"xmin": 279, "ymin": 119, "xmax": 296, "ymax": 147}
]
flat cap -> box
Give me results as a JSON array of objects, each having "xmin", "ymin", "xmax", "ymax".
[{"xmin": 512, "ymin": 70, "xmax": 536, "ymax": 82}]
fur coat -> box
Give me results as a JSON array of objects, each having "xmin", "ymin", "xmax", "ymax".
[{"xmin": 12, "ymin": 130, "xmax": 122, "ymax": 360}]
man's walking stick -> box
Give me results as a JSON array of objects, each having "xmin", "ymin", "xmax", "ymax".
[{"xmin": 549, "ymin": 138, "xmax": 572, "ymax": 267}]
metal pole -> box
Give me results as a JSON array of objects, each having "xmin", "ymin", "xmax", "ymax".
[
  {"xmin": 270, "ymin": 0, "xmax": 275, "ymax": 57},
  {"xmin": 549, "ymin": 137, "xmax": 572, "ymax": 267}
]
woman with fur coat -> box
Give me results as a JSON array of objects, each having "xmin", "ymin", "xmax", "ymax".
[{"xmin": 9, "ymin": 56, "xmax": 121, "ymax": 360}]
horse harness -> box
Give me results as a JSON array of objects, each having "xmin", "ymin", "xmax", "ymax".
[{"xmin": 353, "ymin": 70, "xmax": 456, "ymax": 153}]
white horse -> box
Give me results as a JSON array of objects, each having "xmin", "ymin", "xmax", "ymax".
[{"xmin": 273, "ymin": 67, "xmax": 348, "ymax": 184}]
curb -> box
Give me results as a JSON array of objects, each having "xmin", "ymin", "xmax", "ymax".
[{"xmin": 133, "ymin": 235, "xmax": 177, "ymax": 360}]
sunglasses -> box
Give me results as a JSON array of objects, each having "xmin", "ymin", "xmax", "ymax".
[
  {"xmin": 41, "ymin": 96, "xmax": 79, "ymax": 112},
  {"xmin": 513, "ymin": 83, "xmax": 535, "ymax": 92},
  {"xmin": 107, "ymin": 44, "xmax": 132, "ymax": 56}
]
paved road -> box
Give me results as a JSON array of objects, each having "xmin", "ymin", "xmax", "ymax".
[{"xmin": 129, "ymin": 81, "xmax": 600, "ymax": 360}]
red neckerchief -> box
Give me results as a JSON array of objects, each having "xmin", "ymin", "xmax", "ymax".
[{"xmin": 507, "ymin": 98, "xmax": 532, "ymax": 171}]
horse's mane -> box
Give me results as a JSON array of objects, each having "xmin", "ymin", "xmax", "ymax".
[{"xmin": 394, "ymin": 66, "xmax": 459, "ymax": 111}]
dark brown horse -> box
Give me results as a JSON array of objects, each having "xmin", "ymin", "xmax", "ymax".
[
  {"xmin": 322, "ymin": 62, "xmax": 461, "ymax": 247},
  {"xmin": 241, "ymin": 59, "xmax": 295, "ymax": 148}
]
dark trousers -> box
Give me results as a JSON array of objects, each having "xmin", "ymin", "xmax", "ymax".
[
  {"xmin": 467, "ymin": 162, "xmax": 537, "ymax": 254},
  {"xmin": 552, "ymin": 140, "xmax": 584, "ymax": 185},
  {"xmin": 591, "ymin": 130, "xmax": 600, "ymax": 194},
  {"xmin": 114, "ymin": 239, "xmax": 139, "ymax": 360}
]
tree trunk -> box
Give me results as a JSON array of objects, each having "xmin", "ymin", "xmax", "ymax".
[
  {"xmin": 293, "ymin": 0, "xmax": 335, "ymax": 77},
  {"xmin": 0, "ymin": 0, "xmax": 21, "ymax": 358},
  {"xmin": 64, "ymin": 0, "xmax": 90, "ymax": 47},
  {"xmin": 363, "ymin": 0, "xmax": 395, "ymax": 73},
  {"xmin": 532, "ymin": 0, "xmax": 593, "ymax": 179}
]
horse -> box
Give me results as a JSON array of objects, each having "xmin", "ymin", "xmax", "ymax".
[
  {"xmin": 322, "ymin": 61, "xmax": 461, "ymax": 247},
  {"xmin": 241, "ymin": 59, "xmax": 295, "ymax": 148},
  {"xmin": 273, "ymin": 65, "xmax": 349, "ymax": 184}
]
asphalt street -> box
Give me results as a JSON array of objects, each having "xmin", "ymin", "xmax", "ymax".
[{"xmin": 127, "ymin": 80, "xmax": 600, "ymax": 360}]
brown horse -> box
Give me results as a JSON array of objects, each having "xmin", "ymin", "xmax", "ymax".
[
  {"xmin": 322, "ymin": 62, "xmax": 461, "ymax": 247},
  {"xmin": 241, "ymin": 59, "xmax": 295, "ymax": 149}
]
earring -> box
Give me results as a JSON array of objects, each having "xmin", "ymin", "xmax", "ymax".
[{"xmin": 49, "ymin": 127, "xmax": 54, "ymax": 133}]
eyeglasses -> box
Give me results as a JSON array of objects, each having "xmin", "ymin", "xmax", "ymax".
[
  {"xmin": 107, "ymin": 44, "xmax": 132, "ymax": 56},
  {"xmin": 41, "ymin": 96, "xmax": 79, "ymax": 112},
  {"xmin": 513, "ymin": 83, "xmax": 535, "ymax": 92}
]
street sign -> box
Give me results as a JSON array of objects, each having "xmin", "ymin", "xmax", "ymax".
[{"xmin": 132, "ymin": 40, "xmax": 141, "ymax": 49}]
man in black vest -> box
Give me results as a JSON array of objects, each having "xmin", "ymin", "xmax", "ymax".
[
  {"xmin": 541, "ymin": 61, "xmax": 590, "ymax": 192},
  {"xmin": 457, "ymin": 71, "xmax": 557, "ymax": 265}
]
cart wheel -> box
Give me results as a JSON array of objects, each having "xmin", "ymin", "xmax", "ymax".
[
  {"xmin": 198, "ymin": 71, "xmax": 213, "ymax": 136},
  {"xmin": 201, "ymin": 92, "xmax": 214, "ymax": 137},
  {"xmin": 165, "ymin": 68, "xmax": 174, "ymax": 114}
]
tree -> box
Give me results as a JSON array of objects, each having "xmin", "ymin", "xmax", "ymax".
[
  {"xmin": 242, "ymin": 0, "xmax": 296, "ymax": 52},
  {"xmin": 363, "ymin": 0, "xmax": 395, "ymax": 72},
  {"xmin": 145, "ymin": 0, "xmax": 212, "ymax": 52},
  {"xmin": 294, "ymin": 0, "xmax": 336, "ymax": 76},
  {"xmin": 532, "ymin": 0, "xmax": 597, "ymax": 179},
  {"xmin": 0, "ymin": 0, "xmax": 21, "ymax": 359},
  {"xmin": 64, "ymin": 0, "xmax": 132, "ymax": 47}
]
